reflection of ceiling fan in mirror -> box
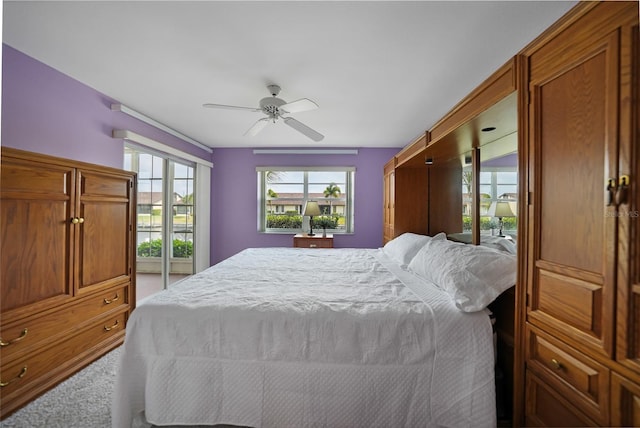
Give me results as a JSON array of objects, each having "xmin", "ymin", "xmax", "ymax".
[{"xmin": 203, "ymin": 85, "xmax": 324, "ymax": 142}]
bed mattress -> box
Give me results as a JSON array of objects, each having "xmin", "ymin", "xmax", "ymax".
[{"xmin": 112, "ymin": 247, "xmax": 496, "ymax": 427}]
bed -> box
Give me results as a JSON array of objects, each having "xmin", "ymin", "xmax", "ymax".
[{"xmin": 112, "ymin": 233, "xmax": 516, "ymax": 428}]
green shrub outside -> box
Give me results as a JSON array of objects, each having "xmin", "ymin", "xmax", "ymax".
[
  {"xmin": 480, "ymin": 217, "xmax": 498, "ymax": 230},
  {"xmin": 267, "ymin": 214, "xmax": 302, "ymax": 229},
  {"xmin": 463, "ymin": 215, "xmax": 472, "ymax": 231},
  {"xmin": 502, "ymin": 217, "xmax": 517, "ymax": 230},
  {"xmin": 266, "ymin": 214, "xmax": 343, "ymax": 229},
  {"xmin": 137, "ymin": 239, "xmax": 193, "ymax": 258},
  {"xmin": 464, "ymin": 216, "xmax": 516, "ymax": 231}
]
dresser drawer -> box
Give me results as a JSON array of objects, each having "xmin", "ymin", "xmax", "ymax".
[
  {"xmin": 0, "ymin": 311, "xmax": 126, "ymax": 403},
  {"xmin": 293, "ymin": 235, "xmax": 333, "ymax": 248},
  {"xmin": 0, "ymin": 284, "xmax": 128, "ymax": 363},
  {"xmin": 525, "ymin": 369, "xmax": 598, "ymax": 427},
  {"xmin": 526, "ymin": 325, "xmax": 609, "ymax": 424}
]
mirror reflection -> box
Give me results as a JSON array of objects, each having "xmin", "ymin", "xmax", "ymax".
[
  {"xmin": 480, "ymin": 133, "xmax": 518, "ymax": 241},
  {"xmin": 461, "ymin": 152, "xmax": 473, "ymax": 234}
]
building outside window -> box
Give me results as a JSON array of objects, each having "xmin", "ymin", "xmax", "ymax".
[{"xmin": 257, "ymin": 167, "xmax": 355, "ymax": 234}]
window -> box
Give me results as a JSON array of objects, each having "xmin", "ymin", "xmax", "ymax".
[
  {"xmin": 125, "ymin": 145, "xmax": 202, "ymax": 299},
  {"xmin": 478, "ymin": 170, "xmax": 517, "ymax": 212},
  {"xmin": 462, "ymin": 167, "xmax": 518, "ymax": 233},
  {"xmin": 257, "ymin": 167, "xmax": 355, "ymax": 233}
]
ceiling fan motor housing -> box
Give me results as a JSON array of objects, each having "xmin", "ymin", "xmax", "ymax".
[{"xmin": 260, "ymin": 97, "xmax": 286, "ymax": 117}]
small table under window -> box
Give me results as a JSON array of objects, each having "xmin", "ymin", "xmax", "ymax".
[{"xmin": 293, "ymin": 233, "xmax": 334, "ymax": 248}]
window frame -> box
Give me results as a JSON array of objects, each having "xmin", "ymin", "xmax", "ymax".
[{"xmin": 257, "ymin": 166, "xmax": 355, "ymax": 234}]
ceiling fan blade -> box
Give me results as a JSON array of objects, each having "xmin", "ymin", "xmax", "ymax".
[
  {"xmin": 280, "ymin": 98, "xmax": 319, "ymax": 114},
  {"xmin": 203, "ymin": 103, "xmax": 261, "ymax": 112},
  {"xmin": 244, "ymin": 118, "xmax": 269, "ymax": 136},
  {"xmin": 283, "ymin": 117, "xmax": 324, "ymax": 142}
]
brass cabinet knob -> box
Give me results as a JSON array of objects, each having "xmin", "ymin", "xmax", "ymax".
[{"xmin": 551, "ymin": 358, "xmax": 562, "ymax": 370}]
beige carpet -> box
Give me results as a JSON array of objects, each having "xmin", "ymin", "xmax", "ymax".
[
  {"xmin": 1, "ymin": 347, "xmax": 248, "ymax": 428},
  {"xmin": 1, "ymin": 347, "xmax": 121, "ymax": 427}
]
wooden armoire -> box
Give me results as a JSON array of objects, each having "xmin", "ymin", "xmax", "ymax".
[
  {"xmin": 382, "ymin": 1, "xmax": 639, "ymax": 426},
  {"xmin": 519, "ymin": 2, "xmax": 640, "ymax": 425},
  {"xmin": 0, "ymin": 148, "xmax": 136, "ymax": 418}
]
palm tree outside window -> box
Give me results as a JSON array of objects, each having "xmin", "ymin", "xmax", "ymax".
[
  {"xmin": 323, "ymin": 183, "xmax": 342, "ymax": 215},
  {"xmin": 257, "ymin": 167, "xmax": 354, "ymax": 233}
]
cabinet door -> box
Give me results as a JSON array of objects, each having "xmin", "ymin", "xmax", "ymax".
[
  {"xmin": 527, "ymin": 28, "xmax": 620, "ymax": 357},
  {"xmin": 383, "ymin": 168, "xmax": 395, "ymax": 243},
  {"xmin": 611, "ymin": 372, "xmax": 640, "ymax": 427},
  {"xmin": 616, "ymin": 23, "xmax": 640, "ymax": 376},
  {"xmin": 75, "ymin": 169, "xmax": 134, "ymax": 294},
  {"xmin": 0, "ymin": 156, "xmax": 75, "ymax": 319}
]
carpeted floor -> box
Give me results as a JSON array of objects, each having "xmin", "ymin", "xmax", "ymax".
[
  {"xmin": 1, "ymin": 347, "xmax": 121, "ymax": 428},
  {"xmin": 1, "ymin": 348, "xmax": 245, "ymax": 428}
]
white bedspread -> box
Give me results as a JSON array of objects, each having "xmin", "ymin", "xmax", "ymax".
[{"xmin": 112, "ymin": 248, "xmax": 496, "ymax": 428}]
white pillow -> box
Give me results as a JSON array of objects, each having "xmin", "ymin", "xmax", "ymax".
[
  {"xmin": 408, "ymin": 238, "xmax": 516, "ymax": 312},
  {"xmin": 383, "ymin": 232, "xmax": 445, "ymax": 267},
  {"xmin": 480, "ymin": 236, "xmax": 517, "ymax": 254}
]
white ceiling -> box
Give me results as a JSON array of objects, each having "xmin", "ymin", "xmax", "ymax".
[{"xmin": 3, "ymin": 1, "xmax": 577, "ymax": 149}]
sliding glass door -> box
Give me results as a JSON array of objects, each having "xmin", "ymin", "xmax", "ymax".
[{"xmin": 124, "ymin": 146, "xmax": 195, "ymax": 301}]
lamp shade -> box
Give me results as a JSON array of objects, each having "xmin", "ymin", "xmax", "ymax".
[
  {"xmin": 487, "ymin": 201, "xmax": 515, "ymax": 218},
  {"xmin": 302, "ymin": 200, "xmax": 321, "ymax": 216}
]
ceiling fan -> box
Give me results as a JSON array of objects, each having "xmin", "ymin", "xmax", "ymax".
[{"xmin": 203, "ymin": 85, "xmax": 324, "ymax": 142}]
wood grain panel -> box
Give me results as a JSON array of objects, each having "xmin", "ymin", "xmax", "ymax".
[
  {"xmin": 0, "ymin": 311, "xmax": 127, "ymax": 417},
  {"xmin": 526, "ymin": 2, "xmax": 637, "ymax": 79},
  {"xmin": 1, "ymin": 200, "xmax": 72, "ymax": 312},
  {"xmin": 529, "ymin": 28, "xmax": 619, "ymax": 359},
  {"xmin": 293, "ymin": 235, "xmax": 333, "ymax": 248},
  {"xmin": 536, "ymin": 269, "xmax": 601, "ymax": 336},
  {"xmin": 611, "ymin": 372, "xmax": 640, "ymax": 427},
  {"xmin": 538, "ymin": 49, "xmax": 607, "ymax": 273},
  {"xmin": 396, "ymin": 134, "xmax": 427, "ymax": 168},
  {"xmin": 615, "ymin": 21, "xmax": 640, "ymax": 377},
  {"xmin": 427, "ymin": 162, "xmax": 462, "ymax": 235},
  {"xmin": 78, "ymin": 201, "xmax": 130, "ymax": 290},
  {"xmin": 0, "ymin": 158, "xmax": 74, "ymax": 316},
  {"xmin": 525, "ymin": 370, "xmax": 598, "ymax": 427},
  {"xmin": 0, "ymin": 284, "xmax": 128, "ymax": 364},
  {"xmin": 527, "ymin": 327, "xmax": 609, "ymax": 424},
  {"xmin": 80, "ymin": 170, "xmax": 130, "ymax": 199},
  {"xmin": 394, "ymin": 167, "xmax": 429, "ymax": 236},
  {"xmin": 0, "ymin": 161, "xmax": 73, "ymax": 196}
]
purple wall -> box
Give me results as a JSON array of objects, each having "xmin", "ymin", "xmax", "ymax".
[
  {"xmin": 210, "ymin": 148, "xmax": 399, "ymax": 263},
  {"xmin": 1, "ymin": 44, "xmax": 211, "ymax": 166},
  {"xmin": 2, "ymin": 44, "xmax": 400, "ymax": 266}
]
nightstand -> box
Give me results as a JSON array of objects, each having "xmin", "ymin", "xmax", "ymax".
[{"xmin": 293, "ymin": 233, "xmax": 334, "ymax": 248}]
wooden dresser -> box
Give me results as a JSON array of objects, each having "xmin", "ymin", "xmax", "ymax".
[{"xmin": 0, "ymin": 148, "xmax": 136, "ymax": 418}]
